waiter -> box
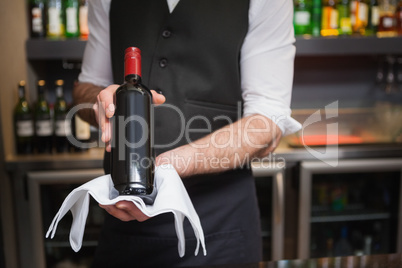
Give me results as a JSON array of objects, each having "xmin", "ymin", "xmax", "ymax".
[{"xmin": 73, "ymin": 0, "xmax": 301, "ymax": 266}]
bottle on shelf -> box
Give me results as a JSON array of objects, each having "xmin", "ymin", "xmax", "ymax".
[
  {"xmin": 64, "ymin": 0, "xmax": 79, "ymax": 38},
  {"xmin": 34, "ymin": 80, "xmax": 53, "ymax": 153},
  {"xmin": 338, "ymin": 0, "xmax": 353, "ymax": 35},
  {"xmin": 396, "ymin": 0, "xmax": 402, "ymax": 35},
  {"xmin": 47, "ymin": 0, "xmax": 64, "ymax": 38},
  {"xmin": 111, "ymin": 47, "xmax": 155, "ymax": 197},
  {"xmin": 72, "ymin": 114, "xmax": 90, "ymax": 152},
  {"xmin": 321, "ymin": 0, "xmax": 340, "ymax": 36},
  {"xmin": 366, "ymin": 0, "xmax": 380, "ymax": 35},
  {"xmin": 311, "ymin": 0, "xmax": 322, "ymax": 36},
  {"xmin": 377, "ymin": 0, "xmax": 398, "ymax": 37},
  {"xmin": 53, "ymin": 79, "xmax": 71, "ymax": 153},
  {"xmin": 334, "ymin": 226, "xmax": 353, "ymax": 256},
  {"xmin": 350, "ymin": 0, "xmax": 369, "ymax": 34},
  {"xmin": 13, "ymin": 81, "xmax": 34, "ymax": 155},
  {"xmin": 294, "ymin": 0, "xmax": 313, "ymax": 35},
  {"xmin": 79, "ymin": 0, "xmax": 89, "ymax": 39},
  {"xmin": 28, "ymin": 0, "xmax": 46, "ymax": 38}
]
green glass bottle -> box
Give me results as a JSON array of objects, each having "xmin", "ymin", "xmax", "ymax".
[
  {"xmin": 294, "ymin": 0, "xmax": 313, "ymax": 35},
  {"xmin": 53, "ymin": 80, "xmax": 71, "ymax": 153},
  {"xmin": 311, "ymin": 0, "xmax": 322, "ymax": 36},
  {"xmin": 366, "ymin": 0, "xmax": 380, "ymax": 35},
  {"xmin": 34, "ymin": 80, "xmax": 53, "ymax": 153},
  {"xmin": 64, "ymin": 0, "xmax": 79, "ymax": 38},
  {"xmin": 338, "ymin": 0, "xmax": 352, "ymax": 35},
  {"xmin": 14, "ymin": 81, "xmax": 34, "ymax": 154}
]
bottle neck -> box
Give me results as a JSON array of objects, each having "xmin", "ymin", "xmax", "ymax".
[
  {"xmin": 124, "ymin": 74, "xmax": 142, "ymax": 85},
  {"xmin": 18, "ymin": 86, "xmax": 26, "ymax": 99}
]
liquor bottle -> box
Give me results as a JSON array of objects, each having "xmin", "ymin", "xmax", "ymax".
[
  {"xmin": 321, "ymin": 0, "xmax": 340, "ymax": 36},
  {"xmin": 311, "ymin": 0, "xmax": 322, "ymax": 36},
  {"xmin": 294, "ymin": 0, "xmax": 312, "ymax": 35},
  {"xmin": 396, "ymin": 0, "xmax": 402, "ymax": 35},
  {"xmin": 377, "ymin": 0, "xmax": 397, "ymax": 37},
  {"xmin": 64, "ymin": 0, "xmax": 79, "ymax": 38},
  {"xmin": 338, "ymin": 0, "xmax": 353, "ymax": 34},
  {"xmin": 72, "ymin": 113, "xmax": 90, "ymax": 152},
  {"xmin": 350, "ymin": 0, "xmax": 369, "ymax": 34},
  {"xmin": 28, "ymin": 0, "xmax": 46, "ymax": 38},
  {"xmin": 79, "ymin": 0, "xmax": 89, "ymax": 39},
  {"xmin": 47, "ymin": 0, "xmax": 64, "ymax": 38},
  {"xmin": 334, "ymin": 226, "xmax": 353, "ymax": 256},
  {"xmin": 13, "ymin": 81, "xmax": 34, "ymax": 154},
  {"xmin": 53, "ymin": 80, "xmax": 71, "ymax": 153},
  {"xmin": 111, "ymin": 47, "xmax": 155, "ymax": 198},
  {"xmin": 366, "ymin": 0, "xmax": 380, "ymax": 35},
  {"xmin": 34, "ymin": 80, "xmax": 53, "ymax": 153}
]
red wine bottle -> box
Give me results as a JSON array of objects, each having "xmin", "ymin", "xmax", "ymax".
[
  {"xmin": 14, "ymin": 80, "xmax": 34, "ymax": 154},
  {"xmin": 53, "ymin": 79, "xmax": 71, "ymax": 153},
  {"xmin": 111, "ymin": 47, "xmax": 154, "ymax": 196},
  {"xmin": 34, "ymin": 80, "xmax": 53, "ymax": 154}
]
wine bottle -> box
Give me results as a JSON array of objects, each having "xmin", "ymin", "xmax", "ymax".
[
  {"xmin": 53, "ymin": 79, "xmax": 71, "ymax": 153},
  {"xmin": 64, "ymin": 0, "xmax": 79, "ymax": 38},
  {"xmin": 79, "ymin": 0, "xmax": 89, "ymax": 39},
  {"xmin": 34, "ymin": 80, "xmax": 53, "ymax": 153},
  {"xmin": 47, "ymin": 0, "xmax": 64, "ymax": 38},
  {"xmin": 14, "ymin": 80, "xmax": 34, "ymax": 154},
  {"xmin": 111, "ymin": 47, "xmax": 154, "ymax": 196},
  {"xmin": 28, "ymin": 0, "xmax": 46, "ymax": 38},
  {"xmin": 72, "ymin": 113, "xmax": 90, "ymax": 152}
]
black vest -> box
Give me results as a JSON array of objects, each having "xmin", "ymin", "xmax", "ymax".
[
  {"xmin": 110, "ymin": 0, "xmax": 249, "ymax": 154},
  {"xmin": 94, "ymin": 1, "xmax": 262, "ymax": 266}
]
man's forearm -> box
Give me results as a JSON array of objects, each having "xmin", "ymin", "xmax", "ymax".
[
  {"xmin": 156, "ymin": 114, "xmax": 282, "ymax": 178},
  {"xmin": 72, "ymin": 82, "xmax": 103, "ymax": 126}
]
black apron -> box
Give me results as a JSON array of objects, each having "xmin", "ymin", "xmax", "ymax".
[{"xmin": 92, "ymin": 0, "xmax": 262, "ymax": 266}]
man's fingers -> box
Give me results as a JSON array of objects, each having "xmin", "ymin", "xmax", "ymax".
[
  {"xmin": 150, "ymin": 90, "xmax": 166, "ymax": 105},
  {"xmin": 99, "ymin": 202, "xmax": 150, "ymax": 222}
]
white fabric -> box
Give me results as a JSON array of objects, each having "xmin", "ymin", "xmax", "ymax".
[
  {"xmin": 46, "ymin": 164, "xmax": 207, "ymax": 258},
  {"xmin": 79, "ymin": 0, "xmax": 302, "ymax": 136}
]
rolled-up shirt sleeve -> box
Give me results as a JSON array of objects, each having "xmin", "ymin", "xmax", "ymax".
[
  {"xmin": 78, "ymin": 0, "xmax": 113, "ymax": 87},
  {"xmin": 241, "ymin": 0, "xmax": 301, "ymax": 136}
]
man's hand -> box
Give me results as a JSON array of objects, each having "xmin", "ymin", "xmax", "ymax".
[
  {"xmin": 92, "ymin": 85, "xmax": 166, "ymax": 152},
  {"xmin": 99, "ymin": 201, "xmax": 150, "ymax": 222}
]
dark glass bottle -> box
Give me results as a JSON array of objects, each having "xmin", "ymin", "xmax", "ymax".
[
  {"xmin": 111, "ymin": 47, "xmax": 154, "ymax": 196},
  {"xmin": 28, "ymin": 0, "xmax": 46, "ymax": 38},
  {"xmin": 53, "ymin": 79, "xmax": 71, "ymax": 153},
  {"xmin": 14, "ymin": 80, "xmax": 34, "ymax": 154},
  {"xmin": 34, "ymin": 80, "xmax": 53, "ymax": 153}
]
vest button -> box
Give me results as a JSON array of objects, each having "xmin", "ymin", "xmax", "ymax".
[
  {"xmin": 162, "ymin": 30, "xmax": 171, "ymax": 38},
  {"xmin": 159, "ymin": 58, "xmax": 168, "ymax": 68}
]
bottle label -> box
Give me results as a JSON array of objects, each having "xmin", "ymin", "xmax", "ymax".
[
  {"xmin": 48, "ymin": 7, "xmax": 61, "ymax": 35},
  {"xmin": 55, "ymin": 120, "xmax": 72, "ymax": 136},
  {"xmin": 295, "ymin": 11, "xmax": 311, "ymax": 26},
  {"xmin": 36, "ymin": 120, "xmax": 52, "ymax": 136},
  {"xmin": 340, "ymin": 17, "xmax": 352, "ymax": 32},
  {"xmin": 75, "ymin": 116, "xmax": 91, "ymax": 140},
  {"xmin": 31, "ymin": 7, "xmax": 43, "ymax": 33},
  {"xmin": 17, "ymin": 120, "xmax": 34, "ymax": 137},
  {"xmin": 372, "ymin": 6, "xmax": 380, "ymax": 26},
  {"xmin": 358, "ymin": 3, "xmax": 368, "ymax": 23},
  {"xmin": 383, "ymin": 17, "xmax": 394, "ymax": 29},
  {"xmin": 66, "ymin": 7, "xmax": 78, "ymax": 33}
]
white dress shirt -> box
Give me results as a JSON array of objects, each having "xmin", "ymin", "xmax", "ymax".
[{"xmin": 78, "ymin": 0, "xmax": 301, "ymax": 136}]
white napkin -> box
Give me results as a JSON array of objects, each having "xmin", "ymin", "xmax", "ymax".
[{"xmin": 46, "ymin": 164, "xmax": 207, "ymax": 258}]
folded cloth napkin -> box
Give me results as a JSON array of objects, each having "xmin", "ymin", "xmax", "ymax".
[{"xmin": 46, "ymin": 164, "xmax": 207, "ymax": 258}]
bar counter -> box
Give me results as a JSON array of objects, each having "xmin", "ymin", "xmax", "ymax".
[{"xmin": 210, "ymin": 253, "xmax": 402, "ymax": 268}]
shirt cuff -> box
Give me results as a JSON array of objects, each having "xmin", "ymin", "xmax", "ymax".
[{"xmin": 243, "ymin": 102, "xmax": 302, "ymax": 137}]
